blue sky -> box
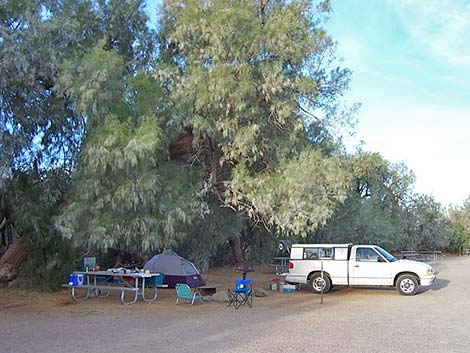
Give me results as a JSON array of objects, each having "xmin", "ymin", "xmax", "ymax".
[
  {"xmin": 145, "ymin": 0, "xmax": 470, "ymax": 206},
  {"xmin": 326, "ymin": 0, "xmax": 470, "ymax": 206}
]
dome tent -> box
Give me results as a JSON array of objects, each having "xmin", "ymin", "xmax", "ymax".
[{"xmin": 143, "ymin": 250, "xmax": 205, "ymax": 288}]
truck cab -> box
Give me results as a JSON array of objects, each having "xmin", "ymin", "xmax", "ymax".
[{"xmin": 285, "ymin": 244, "xmax": 436, "ymax": 296}]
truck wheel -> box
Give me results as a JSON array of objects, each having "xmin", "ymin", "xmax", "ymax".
[
  {"xmin": 309, "ymin": 273, "xmax": 331, "ymax": 294},
  {"xmin": 396, "ymin": 274, "xmax": 419, "ymax": 296}
]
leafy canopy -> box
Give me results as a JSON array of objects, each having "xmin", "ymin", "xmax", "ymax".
[
  {"xmin": 56, "ymin": 55, "xmax": 204, "ymax": 252},
  {"xmin": 157, "ymin": 0, "xmax": 352, "ymax": 235}
]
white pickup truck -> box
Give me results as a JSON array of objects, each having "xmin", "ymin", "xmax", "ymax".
[{"xmin": 285, "ymin": 243, "xmax": 436, "ymax": 296}]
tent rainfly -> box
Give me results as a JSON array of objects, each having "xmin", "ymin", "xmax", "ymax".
[{"xmin": 143, "ymin": 250, "xmax": 205, "ymax": 288}]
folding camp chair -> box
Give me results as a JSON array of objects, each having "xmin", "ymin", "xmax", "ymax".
[
  {"xmin": 175, "ymin": 283, "xmax": 203, "ymax": 305},
  {"xmin": 227, "ymin": 279, "xmax": 252, "ymax": 309}
]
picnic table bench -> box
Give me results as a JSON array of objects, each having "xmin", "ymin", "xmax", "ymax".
[
  {"xmin": 396, "ymin": 250, "xmax": 443, "ymax": 262},
  {"xmin": 63, "ymin": 271, "xmax": 168, "ymax": 305},
  {"xmin": 417, "ymin": 250, "xmax": 443, "ymax": 262},
  {"xmin": 397, "ymin": 250, "xmax": 420, "ymax": 260}
]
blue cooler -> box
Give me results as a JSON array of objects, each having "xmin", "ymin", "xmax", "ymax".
[
  {"xmin": 146, "ymin": 273, "xmax": 164, "ymax": 287},
  {"xmin": 68, "ymin": 273, "xmax": 84, "ymax": 286}
]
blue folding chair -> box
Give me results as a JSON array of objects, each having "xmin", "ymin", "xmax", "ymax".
[{"xmin": 227, "ymin": 279, "xmax": 253, "ymax": 309}]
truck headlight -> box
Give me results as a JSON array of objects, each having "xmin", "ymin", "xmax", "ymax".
[{"xmin": 424, "ymin": 267, "xmax": 434, "ymax": 276}]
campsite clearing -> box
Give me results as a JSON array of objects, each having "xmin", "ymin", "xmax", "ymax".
[{"xmin": 1, "ymin": 256, "xmax": 469, "ymax": 353}]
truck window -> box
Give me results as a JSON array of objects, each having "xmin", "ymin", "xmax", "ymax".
[
  {"xmin": 304, "ymin": 247, "xmax": 334, "ymax": 260},
  {"xmin": 374, "ymin": 246, "xmax": 397, "ymax": 262},
  {"xmin": 320, "ymin": 248, "xmax": 334, "ymax": 259},
  {"xmin": 334, "ymin": 247, "xmax": 348, "ymax": 260},
  {"xmin": 304, "ymin": 248, "xmax": 319, "ymax": 260},
  {"xmin": 290, "ymin": 247, "xmax": 304, "ymax": 260},
  {"xmin": 356, "ymin": 248, "xmax": 381, "ymax": 262}
]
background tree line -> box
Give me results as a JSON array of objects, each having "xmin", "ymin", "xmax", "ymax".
[{"xmin": 1, "ymin": 0, "xmax": 469, "ymax": 290}]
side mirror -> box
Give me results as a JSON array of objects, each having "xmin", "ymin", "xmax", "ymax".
[{"xmin": 377, "ymin": 256, "xmax": 386, "ymax": 263}]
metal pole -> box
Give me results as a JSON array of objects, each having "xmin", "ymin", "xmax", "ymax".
[{"xmin": 320, "ymin": 258, "xmax": 324, "ymax": 304}]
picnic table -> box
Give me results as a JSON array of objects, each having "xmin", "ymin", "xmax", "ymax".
[{"xmin": 64, "ymin": 271, "xmax": 168, "ymax": 305}]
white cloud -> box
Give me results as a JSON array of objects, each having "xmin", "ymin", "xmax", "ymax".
[
  {"xmin": 389, "ymin": 0, "xmax": 470, "ymax": 65},
  {"xmin": 336, "ymin": 36, "xmax": 368, "ymax": 65},
  {"xmin": 346, "ymin": 107, "xmax": 470, "ymax": 206},
  {"xmin": 329, "ymin": 1, "xmax": 470, "ymax": 206}
]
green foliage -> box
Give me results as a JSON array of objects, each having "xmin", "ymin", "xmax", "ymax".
[
  {"xmin": 56, "ymin": 52, "xmax": 203, "ymax": 253},
  {"xmin": 9, "ymin": 170, "xmax": 69, "ymax": 236},
  {"xmin": 0, "ymin": 0, "xmax": 155, "ymax": 290},
  {"xmin": 57, "ymin": 115, "xmax": 202, "ymax": 252},
  {"xmin": 316, "ymin": 192, "xmax": 402, "ymax": 249},
  {"xmin": 179, "ymin": 194, "xmax": 278, "ymax": 271},
  {"xmin": 347, "ymin": 150, "xmax": 415, "ymax": 204},
  {"xmin": 400, "ymin": 194, "xmax": 454, "ymax": 250},
  {"xmin": 157, "ymin": 0, "xmax": 353, "ymax": 235},
  {"xmin": 94, "ymin": 0, "xmax": 154, "ymax": 67},
  {"xmin": 0, "ymin": 0, "xmax": 84, "ymax": 172},
  {"xmin": 318, "ymin": 151, "xmax": 455, "ymax": 251},
  {"xmin": 0, "ymin": 0, "xmax": 153, "ymax": 174},
  {"xmin": 240, "ymin": 224, "xmax": 279, "ymax": 266},
  {"xmin": 6, "ymin": 170, "xmax": 75, "ymax": 291},
  {"xmin": 22, "ymin": 231, "xmax": 75, "ymax": 292},
  {"xmin": 229, "ymin": 149, "xmax": 348, "ymax": 235},
  {"xmin": 129, "ymin": 71, "xmax": 165, "ymax": 119},
  {"xmin": 450, "ymin": 197, "xmax": 470, "ymax": 250},
  {"xmin": 58, "ymin": 44, "xmax": 127, "ymax": 125},
  {"xmin": 348, "ymin": 151, "xmax": 388, "ymax": 198},
  {"xmin": 178, "ymin": 195, "xmax": 244, "ymax": 271}
]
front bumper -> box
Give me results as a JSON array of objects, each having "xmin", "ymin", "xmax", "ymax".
[{"xmin": 420, "ymin": 275, "xmax": 436, "ymax": 286}]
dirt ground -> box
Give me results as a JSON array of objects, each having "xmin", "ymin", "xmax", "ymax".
[{"xmin": 1, "ymin": 256, "xmax": 470, "ymax": 353}]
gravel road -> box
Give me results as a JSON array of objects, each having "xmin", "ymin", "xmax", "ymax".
[{"xmin": 1, "ymin": 256, "xmax": 469, "ymax": 353}]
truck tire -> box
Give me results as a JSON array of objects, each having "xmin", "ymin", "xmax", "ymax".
[
  {"xmin": 396, "ymin": 274, "xmax": 419, "ymax": 296},
  {"xmin": 309, "ymin": 273, "xmax": 331, "ymax": 294}
]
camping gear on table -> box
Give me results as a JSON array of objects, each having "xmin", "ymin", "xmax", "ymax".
[{"xmin": 143, "ymin": 250, "xmax": 205, "ymax": 288}]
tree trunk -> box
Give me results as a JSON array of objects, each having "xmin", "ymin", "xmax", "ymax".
[
  {"xmin": 0, "ymin": 239, "xmax": 26, "ymax": 282},
  {"xmin": 232, "ymin": 234, "xmax": 244, "ymax": 266},
  {"xmin": 0, "ymin": 239, "xmax": 26, "ymax": 268}
]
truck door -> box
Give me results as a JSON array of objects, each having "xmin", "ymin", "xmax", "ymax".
[{"xmin": 350, "ymin": 247, "xmax": 392, "ymax": 286}]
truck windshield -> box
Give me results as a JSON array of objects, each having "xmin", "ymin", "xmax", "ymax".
[{"xmin": 375, "ymin": 247, "xmax": 398, "ymax": 262}]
